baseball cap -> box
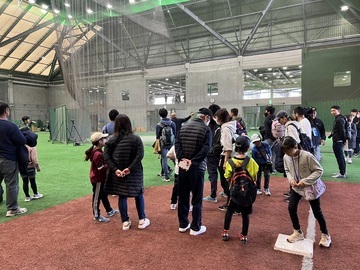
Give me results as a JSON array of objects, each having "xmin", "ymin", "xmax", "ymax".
[
  {"xmin": 198, "ymin": 107, "xmax": 213, "ymax": 117},
  {"xmin": 91, "ymin": 132, "xmax": 109, "ymax": 143},
  {"xmin": 250, "ymin": 134, "xmax": 261, "ymax": 143},
  {"xmin": 235, "ymin": 135, "xmax": 250, "ymax": 148},
  {"xmin": 275, "ymin": 110, "xmax": 289, "ymax": 120}
]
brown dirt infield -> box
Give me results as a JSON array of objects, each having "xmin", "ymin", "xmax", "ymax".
[{"xmin": 1, "ymin": 177, "xmax": 359, "ymax": 270}]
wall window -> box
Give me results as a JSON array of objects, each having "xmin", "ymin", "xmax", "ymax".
[
  {"xmin": 147, "ymin": 75, "xmax": 186, "ymax": 105},
  {"xmin": 207, "ymin": 83, "xmax": 218, "ymax": 96},
  {"xmin": 334, "ymin": 71, "xmax": 351, "ymax": 87}
]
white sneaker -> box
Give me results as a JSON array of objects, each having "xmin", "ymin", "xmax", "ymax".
[
  {"xmin": 190, "ymin": 225, "xmax": 207, "ymax": 236},
  {"xmin": 287, "ymin": 229, "xmax": 305, "ymax": 243},
  {"xmin": 179, "ymin": 223, "xmax": 190, "ymax": 233},
  {"xmin": 348, "ymin": 158, "xmax": 352, "ymax": 164},
  {"xmin": 31, "ymin": 193, "xmax": 43, "ymax": 199},
  {"xmin": 25, "ymin": 197, "xmax": 32, "ymax": 202},
  {"xmin": 6, "ymin": 207, "xmax": 28, "ymax": 217},
  {"xmin": 264, "ymin": 189, "xmax": 271, "ymax": 196},
  {"xmin": 257, "ymin": 189, "xmax": 262, "ymax": 195},
  {"xmin": 170, "ymin": 204, "xmax": 177, "ymax": 210},
  {"xmin": 138, "ymin": 218, "xmax": 150, "ymax": 229},
  {"xmin": 319, "ymin": 233, "xmax": 331, "ymax": 248},
  {"xmin": 122, "ymin": 220, "xmax": 131, "ymax": 230}
]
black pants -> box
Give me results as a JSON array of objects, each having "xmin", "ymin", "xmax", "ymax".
[
  {"xmin": 92, "ymin": 182, "xmax": 112, "ymax": 218},
  {"xmin": 178, "ymin": 168, "xmax": 204, "ymax": 231},
  {"xmin": 207, "ymin": 155, "xmax": 220, "ymax": 198},
  {"xmin": 218, "ymin": 156, "xmax": 230, "ymax": 205},
  {"xmin": 288, "ymin": 189, "xmax": 328, "ymax": 234},
  {"xmin": 22, "ymin": 177, "xmax": 38, "ymax": 197},
  {"xmin": 170, "ymin": 174, "xmax": 179, "ymax": 204},
  {"xmin": 224, "ymin": 200, "xmax": 251, "ymax": 236}
]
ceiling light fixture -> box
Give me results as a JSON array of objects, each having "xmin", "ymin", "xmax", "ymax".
[
  {"xmin": 86, "ymin": 8, "xmax": 93, "ymax": 14},
  {"xmin": 41, "ymin": 4, "xmax": 48, "ymax": 9},
  {"xmin": 54, "ymin": 9, "xmax": 60, "ymax": 14},
  {"xmin": 40, "ymin": 9, "xmax": 46, "ymax": 13},
  {"xmin": 340, "ymin": 5, "xmax": 349, "ymax": 11},
  {"xmin": 64, "ymin": 3, "xmax": 70, "ymax": 7},
  {"xmin": 67, "ymin": 14, "xmax": 73, "ymax": 19},
  {"xmin": 29, "ymin": 0, "xmax": 35, "ymax": 4},
  {"xmin": 106, "ymin": 4, "xmax": 113, "ymax": 9}
]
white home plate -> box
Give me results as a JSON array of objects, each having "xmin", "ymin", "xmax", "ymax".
[{"xmin": 274, "ymin": 234, "xmax": 314, "ymax": 258}]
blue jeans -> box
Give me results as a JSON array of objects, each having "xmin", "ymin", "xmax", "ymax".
[
  {"xmin": 206, "ymin": 155, "xmax": 220, "ymax": 198},
  {"xmin": 332, "ymin": 141, "xmax": 346, "ymax": 175},
  {"xmin": 0, "ymin": 159, "xmax": 20, "ymax": 210},
  {"xmin": 161, "ymin": 147, "xmax": 170, "ymax": 179},
  {"xmin": 118, "ymin": 193, "xmax": 146, "ymax": 222},
  {"xmin": 178, "ymin": 167, "xmax": 205, "ymax": 231}
]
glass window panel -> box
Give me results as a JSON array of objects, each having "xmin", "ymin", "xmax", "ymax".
[
  {"xmin": 9, "ymin": 42, "xmax": 33, "ymax": 58},
  {"xmin": 23, "ymin": 25, "xmax": 54, "ymax": 44},
  {"xmin": 3, "ymin": 2, "xmax": 26, "ymax": 17},
  {"xmin": 29, "ymin": 63, "xmax": 47, "ymax": 74},
  {"xmin": 14, "ymin": 60, "xmax": 34, "ymax": 72},
  {"xmin": 334, "ymin": 71, "xmax": 351, "ymax": 87},
  {"xmin": 40, "ymin": 50, "xmax": 55, "ymax": 65},
  {"xmin": 10, "ymin": 20, "xmax": 33, "ymax": 38},
  {"xmin": 0, "ymin": 42, "xmax": 17, "ymax": 57},
  {"xmin": 40, "ymin": 66, "xmax": 51, "ymax": 76},
  {"xmin": 207, "ymin": 83, "xmax": 218, "ymax": 96},
  {"xmin": 0, "ymin": 14, "xmax": 18, "ymax": 36},
  {"xmin": 39, "ymin": 13, "xmax": 54, "ymax": 24},
  {"xmin": 22, "ymin": 8, "xmax": 43, "ymax": 23},
  {"xmin": 147, "ymin": 76, "xmax": 186, "ymax": 105},
  {"xmin": 0, "ymin": 57, "xmax": 18, "ymax": 70},
  {"xmin": 243, "ymin": 89, "xmax": 271, "ymax": 100},
  {"xmin": 25, "ymin": 46, "xmax": 49, "ymax": 61},
  {"xmin": 42, "ymin": 31, "xmax": 58, "ymax": 47}
]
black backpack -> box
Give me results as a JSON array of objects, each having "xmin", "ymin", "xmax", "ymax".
[
  {"xmin": 159, "ymin": 123, "xmax": 174, "ymax": 147},
  {"xmin": 227, "ymin": 157, "xmax": 257, "ymax": 206},
  {"xmin": 287, "ymin": 123, "xmax": 314, "ymax": 154},
  {"xmin": 236, "ymin": 118, "xmax": 247, "ymax": 136},
  {"xmin": 273, "ymin": 138, "xmax": 285, "ymax": 173}
]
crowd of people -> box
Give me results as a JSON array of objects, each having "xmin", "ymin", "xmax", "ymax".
[{"xmin": 1, "ymin": 100, "xmax": 359, "ymax": 249}]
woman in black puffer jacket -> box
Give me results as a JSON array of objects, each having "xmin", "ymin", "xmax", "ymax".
[{"xmin": 104, "ymin": 114, "xmax": 150, "ymax": 231}]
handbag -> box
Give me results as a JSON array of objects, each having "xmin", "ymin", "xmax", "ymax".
[
  {"xmin": 303, "ymin": 179, "xmax": 326, "ymax": 201},
  {"xmin": 153, "ymin": 139, "xmax": 161, "ymax": 154}
]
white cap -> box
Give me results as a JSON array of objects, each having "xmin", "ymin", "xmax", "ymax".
[
  {"xmin": 91, "ymin": 132, "xmax": 109, "ymax": 143},
  {"xmin": 250, "ymin": 133, "xmax": 261, "ymax": 143}
]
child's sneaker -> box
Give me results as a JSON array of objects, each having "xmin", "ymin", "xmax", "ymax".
[
  {"xmin": 107, "ymin": 209, "xmax": 119, "ymax": 217},
  {"xmin": 319, "ymin": 233, "xmax": 331, "ymax": 248},
  {"xmin": 218, "ymin": 205, "xmax": 228, "ymax": 211},
  {"xmin": 257, "ymin": 189, "xmax": 262, "ymax": 195},
  {"xmin": 238, "ymin": 233, "xmax": 248, "ymax": 244},
  {"xmin": 25, "ymin": 197, "xmax": 32, "ymax": 202},
  {"xmin": 219, "ymin": 191, "xmax": 228, "ymax": 198},
  {"xmin": 264, "ymin": 189, "xmax": 271, "ymax": 196},
  {"xmin": 94, "ymin": 215, "xmax": 110, "ymax": 223},
  {"xmin": 122, "ymin": 220, "xmax": 131, "ymax": 230},
  {"xmin": 138, "ymin": 218, "xmax": 150, "ymax": 229},
  {"xmin": 170, "ymin": 204, "xmax": 177, "ymax": 210},
  {"xmin": 31, "ymin": 193, "xmax": 43, "ymax": 199},
  {"xmin": 287, "ymin": 229, "xmax": 304, "ymax": 243},
  {"xmin": 222, "ymin": 230, "xmax": 229, "ymax": 241}
]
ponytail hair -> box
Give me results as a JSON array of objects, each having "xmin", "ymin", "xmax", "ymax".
[{"xmin": 84, "ymin": 140, "xmax": 100, "ymax": 161}]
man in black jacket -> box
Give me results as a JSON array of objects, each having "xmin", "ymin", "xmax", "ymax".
[
  {"xmin": 329, "ymin": 105, "xmax": 347, "ymax": 178},
  {"xmin": 170, "ymin": 111, "xmax": 194, "ymax": 137},
  {"xmin": 175, "ymin": 108, "xmax": 212, "ymax": 236}
]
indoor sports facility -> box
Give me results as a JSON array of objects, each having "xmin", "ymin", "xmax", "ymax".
[{"xmin": 0, "ymin": 0, "xmax": 359, "ymax": 269}]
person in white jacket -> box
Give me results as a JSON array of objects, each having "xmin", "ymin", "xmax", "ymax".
[
  {"xmin": 281, "ymin": 136, "xmax": 331, "ymax": 248},
  {"xmin": 213, "ymin": 108, "xmax": 237, "ymax": 211}
]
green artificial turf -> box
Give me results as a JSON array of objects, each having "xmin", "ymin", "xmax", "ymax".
[{"xmin": 0, "ymin": 130, "xmax": 359, "ymax": 223}]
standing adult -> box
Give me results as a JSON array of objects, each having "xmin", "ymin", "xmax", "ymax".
[
  {"xmin": 102, "ymin": 109, "xmax": 119, "ymax": 135},
  {"xmin": 329, "ymin": 105, "xmax": 347, "ymax": 178},
  {"xmin": 156, "ymin": 108, "xmax": 176, "ymax": 182},
  {"xmin": 204, "ymin": 104, "xmax": 221, "ymax": 203},
  {"xmin": 0, "ymin": 101, "xmax": 28, "ymax": 217},
  {"xmin": 230, "ymin": 108, "xmax": 247, "ymax": 135},
  {"xmin": 350, "ymin": 109, "xmax": 360, "ymax": 157},
  {"xmin": 263, "ymin": 105, "xmax": 276, "ymax": 146},
  {"xmin": 293, "ymin": 106, "xmax": 312, "ymax": 141},
  {"xmin": 307, "ymin": 107, "xmax": 326, "ymax": 161},
  {"xmin": 170, "ymin": 112, "xmax": 194, "ymax": 137},
  {"xmin": 213, "ymin": 108, "xmax": 237, "ymax": 211},
  {"xmin": 175, "ymin": 108, "xmax": 212, "ymax": 236},
  {"xmin": 103, "ymin": 114, "xmax": 150, "ymax": 230}
]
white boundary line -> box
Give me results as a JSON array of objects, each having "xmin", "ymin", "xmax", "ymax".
[{"xmin": 302, "ymin": 207, "xmax": 316, "ymax": 270}]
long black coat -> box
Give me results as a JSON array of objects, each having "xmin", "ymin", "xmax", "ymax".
[{"xmin": 103, "ymin": 133, "xmax": 144, "ymax": 197}]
